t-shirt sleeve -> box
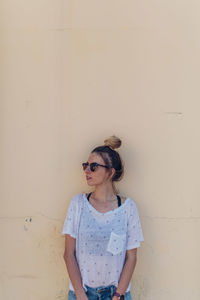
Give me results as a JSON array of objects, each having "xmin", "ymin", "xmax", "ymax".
[
  {"xmin": 61, "ymin": 196, "xmax": 79, "ymax": 238},
  {"xmin": 126, "ymin": 200, "xmax": 144, "ymax": 249}
]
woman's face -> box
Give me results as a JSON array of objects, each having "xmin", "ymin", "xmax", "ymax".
[{"xmin": 84, "ymin": 152, "xmax": 114, "ymax": 186}]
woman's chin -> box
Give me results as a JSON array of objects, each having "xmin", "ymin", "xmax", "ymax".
[{"xmin": 86, "ymin": 180, "xmax": 94, "ymax": 186}]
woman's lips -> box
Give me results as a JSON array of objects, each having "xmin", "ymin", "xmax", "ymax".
[{"xmin": 86, "ymin": 176, "xmax": 92, "ymax": 180}]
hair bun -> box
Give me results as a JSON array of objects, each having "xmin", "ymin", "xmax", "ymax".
[{"xmin": 104, "ymin": 135, "xmax": 122, "ymax": 150}]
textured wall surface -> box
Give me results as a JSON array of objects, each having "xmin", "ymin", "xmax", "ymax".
[{"xmin": 1, "ymin": 1, "xmax": 200, "ymax": 299}]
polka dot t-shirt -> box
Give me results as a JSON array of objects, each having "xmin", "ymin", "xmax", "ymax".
[{"xmin": 62, "ymin": 193, "xmax": 144, "ymax": 292}]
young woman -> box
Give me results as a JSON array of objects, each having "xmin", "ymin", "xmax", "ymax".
[{"xmin": 62, "ymin": 136, "xmax": 144, "ymax": 300}]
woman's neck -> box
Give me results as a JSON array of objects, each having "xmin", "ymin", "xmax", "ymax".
[{"xmin": 92, "ymin": 184, "xmax": 117, "ymax": 202}]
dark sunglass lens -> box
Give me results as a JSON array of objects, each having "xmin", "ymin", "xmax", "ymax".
[
  {"xmin": 82, "ymin": 163, "xmax": 88, "ymax": 170},
  {"xmin": 90, "ymin": 163, "xmax": 98, "ymax": 172}
]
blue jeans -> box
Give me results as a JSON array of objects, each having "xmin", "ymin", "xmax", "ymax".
[{"xmin": 68, "ymin": 285, "xmax": 132, "ymax": 300}]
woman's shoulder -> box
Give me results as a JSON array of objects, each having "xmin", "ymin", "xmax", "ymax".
[
  {"xmin": 70, "ymin": 193, "xmax": 85, "ymax": 204},
  {"xmin": 119, "ymin": 195, "xmax": 138, "ymax": 209},
  {"xmin": 67, "ymin": 193, "xmax": 85, "ymax": 214}
]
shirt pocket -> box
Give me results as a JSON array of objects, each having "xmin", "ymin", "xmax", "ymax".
[{"xmin": 107, "ymin": 231, "xmax": 126, "ymax": 255}]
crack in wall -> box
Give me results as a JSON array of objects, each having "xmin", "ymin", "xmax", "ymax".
[
  {"xmin": 143, "ymin": 215, "xmax": 200, "ymax": 220},
  {"xmin": 0, "ymin": 214, "xmax": 62, "ymax": 222}
]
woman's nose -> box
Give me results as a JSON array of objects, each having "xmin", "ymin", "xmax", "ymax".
[{"xmin": 84, "ymin": 165, "xmax": 91, "ymax": 173}]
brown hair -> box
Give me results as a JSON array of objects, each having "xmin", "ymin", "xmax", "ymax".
[{"xmin": 91, "ymin": 135, "xmax": 124, "ymax": 182}]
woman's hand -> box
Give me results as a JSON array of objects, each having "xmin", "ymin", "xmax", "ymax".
[{"xmin": 112, "ymin": 296, "xmax": 120, "ymax": 300}]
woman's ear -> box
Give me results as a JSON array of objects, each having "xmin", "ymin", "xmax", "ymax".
[{"xmin": 108, "ymin": 168, "xmax": 115, "ymax": 180}]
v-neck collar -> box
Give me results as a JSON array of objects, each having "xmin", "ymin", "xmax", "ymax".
[{"xmin": 83, "ymin": 193, "xmax": 130, "ymax": 216}]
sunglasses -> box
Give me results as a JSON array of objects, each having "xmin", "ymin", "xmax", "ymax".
[{"xmin": 82, "ymin": 162, "xmax": 109, "ymax": 172}]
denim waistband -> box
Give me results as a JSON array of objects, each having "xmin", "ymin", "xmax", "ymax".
[
  {"xmin": 68, "ymin": 286, "xmax": 132, "ymax": 300},
  {"xmin": 85, "ymin": 284, "xmax": 116, "ymax": 294}
]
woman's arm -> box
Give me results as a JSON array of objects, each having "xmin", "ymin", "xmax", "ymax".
[
  {"xmin": 113, "ymin": 248, "xmax": 137, "ymax": 298},
  {"xmin": 63, "ymin": 234, "xmax": 88, "ymax": 300}
]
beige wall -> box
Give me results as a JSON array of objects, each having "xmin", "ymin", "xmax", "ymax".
[{"xmin": 1, "ymin": 1, "xmax": 200, "ymax": 299}]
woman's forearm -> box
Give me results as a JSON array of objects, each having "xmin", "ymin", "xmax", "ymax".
[
  {"xmin": 63, "ymin": 252, "xmax": 86, "ymax": 298},
  {"xmin": 116, "ymin": 253, "xmax": 137, "ymax": 294}
]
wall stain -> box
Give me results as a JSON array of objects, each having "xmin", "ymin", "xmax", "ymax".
[
  {"xmin": 55, "ymin": 289, "xmax": 67, "ymax": 299},
  {"xmin": 24, "ymin": 217, "xmax": 33, "ymax": 230}
]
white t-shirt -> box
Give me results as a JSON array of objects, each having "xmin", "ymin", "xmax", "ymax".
[{"xmin": 62, "ymin": 193, "xmax": 144, "ymax": 292}]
